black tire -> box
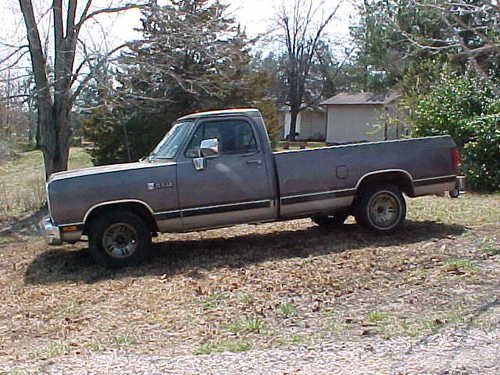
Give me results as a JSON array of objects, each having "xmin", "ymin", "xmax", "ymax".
[
  {"xmin": 311, "ymin": 213, "xmax": 349, "ymax": 227},
  {"xmin": 354, "ymin": 184, "xmax": 406, "ymax": 233},
  {"xmin": 88, "ymin": 210, "xmax": 152, "ymax": 268}
]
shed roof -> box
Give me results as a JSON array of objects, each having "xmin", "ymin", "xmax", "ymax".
[
  {"xmin": 320, "ymin": 92, "xmax": 400, "ymax": 106},
  {"xmin": 278, "ymin": 104, "xmax": 326, "ymax": 113}
]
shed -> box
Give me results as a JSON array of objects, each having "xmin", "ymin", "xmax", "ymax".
[
  {"xmin": 279, "ymin": 105, "xmax": 326, "ymax": 141},
  {"xmin": 320, "ymin": 92, "xmax": 406, "ymax": 144}
]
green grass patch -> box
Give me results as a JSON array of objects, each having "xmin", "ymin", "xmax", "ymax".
[
  {"xmin": 236, "ymin": 293, "xmax": 254, "ymax": 305},
  {"xmin": 225, "ymin": 317, "xmax": 268, "ymax": 334},
  {"xmin": 366, "ymin": 310, "xmax": 389, "ymax": 323},
  {"xmin": 0, "ymin": 236, "xmax": 17, "ymax": 245},
  {"xmin": 29, "ymin": 341, "xmax": 70, "ymax": 360},
  {"xmin": 110, "ymin": 335, "xmax": 138, "ymax": 347},
  {"xmin": 195, "ymin": 339, "xmax": 252, "ymax": 355},
  {"xmin": 444, "ymin": 257, "xmax": 478, "ymax": 274},
  {"xmin": 198, "ymin": 291, "xmax": 228, "ymax": 310},
  {"xmin": 277, "ymin": 302, "xmax": 297, "ymax": 317},
  {"xmin": 482, "ymin": 245, "xmax": 500, "ymax": 256}
]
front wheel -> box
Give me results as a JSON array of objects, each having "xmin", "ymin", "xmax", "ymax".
[
  {"xmin": 88, "ymin": 210, "xmax": 152, "ymax": 268},
  {"xmin": 355, "ymin": 185, "xmax": 406, "ymax": 233}
]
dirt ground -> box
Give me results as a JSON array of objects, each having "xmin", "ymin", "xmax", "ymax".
[{"xmin": 0, "ymin": 194, "xmax": 498, "ymax": 374}]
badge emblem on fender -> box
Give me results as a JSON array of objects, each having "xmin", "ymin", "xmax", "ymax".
[{"xmin": 147, "ymin": 182, "xmax": 174, "ymax": 190}]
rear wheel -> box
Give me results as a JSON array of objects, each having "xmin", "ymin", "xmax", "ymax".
[
  {"xmin": 355, "ymin": 185, "xmax": 406, "ymax": 233},
  {"xmin": 311, "ymin": 213, "xmax": 349, "ymax": 227},
  {"xmin": 88, "ymin": 210, "xmax": 152, "ymax": 268}
]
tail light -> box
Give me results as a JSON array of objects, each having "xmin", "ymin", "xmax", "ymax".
[{"xmin": 451, "ymin": 147, "xmax": 461, "ymax": 174}]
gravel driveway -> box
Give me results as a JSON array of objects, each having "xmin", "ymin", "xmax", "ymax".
[{"xmin": 23, "ymin": 326, "xmax": 499, "ymax": 374}]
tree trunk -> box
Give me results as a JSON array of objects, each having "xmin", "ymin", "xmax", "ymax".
[
  {"xmin": 289, "ymin": 105, "xmax": 300, "ymax": 141},
  {"xmin": 37, "ymin": 98, "xmax": 71, "ymax": 178}
]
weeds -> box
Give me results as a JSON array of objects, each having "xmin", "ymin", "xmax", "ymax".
[
  {"xmin": 110, "ymin": 335, "xmax": 138, "ymax": 347},
  {"xmin": 366, "ymin": 311, "xmax": 389, "ymax": 323},
  {"xmin": 278, "ymin": 302, "xmax": 297, "ymax": 317},
  {"xmin": 482, "ymin": 245, "xmax": 500, "ymax": 256},
  {"xmin": 29, "ymin": 341, "xmax": 70, "ymax": 360},
  {"xmin": 226, "ymin": 317, "xmax": 268, "ymax": 334},
  {"xmin": 444, "ymin": 258, "xmax": 478, "ymax": 274},
  {"xmin": 195, "ymin": 339, "xmax": 252, "ymax": 355}
]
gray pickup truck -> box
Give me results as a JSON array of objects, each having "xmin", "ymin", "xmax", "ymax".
[{"xmin": 44, "ymin": 108, "xmax": 460, "ymax": 267}]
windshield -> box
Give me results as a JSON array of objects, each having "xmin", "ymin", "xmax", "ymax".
[{"xmin": 149, "ymin": 121, "xmax": 192, "ymax": 160}]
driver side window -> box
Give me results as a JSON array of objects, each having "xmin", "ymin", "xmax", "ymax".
[{"xmin": 185, "ymin": 120, "xmax": 258, "ymax": 158}]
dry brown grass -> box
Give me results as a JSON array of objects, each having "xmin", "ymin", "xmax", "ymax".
[
  {"xmin": 0, "ymin": 147, "xmax": 91, "ymax": 223},
  {"xmin": 0, "ymin": 193, "xmax": 498, "ymax": 371}
]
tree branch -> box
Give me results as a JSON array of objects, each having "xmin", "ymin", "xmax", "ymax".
[{"xmin": 75, "ymin": 3, "xmax": 147, "ymax": 33}]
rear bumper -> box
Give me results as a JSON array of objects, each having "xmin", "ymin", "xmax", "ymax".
[{"xmin": 43, "ymin": 217, "xmax": 62, "ymax": 245}]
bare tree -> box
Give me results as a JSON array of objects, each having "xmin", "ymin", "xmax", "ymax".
[
  {"xmin": 275, "ymin": 0, "xmax": 342, "ymax": 141},
  {"xmin": 392, "ymin": 0, "xmax": 499, "ymax": 89},
  {"xmin": 15, "ymin": 0, "xmax": 144, "ymax": 177}
]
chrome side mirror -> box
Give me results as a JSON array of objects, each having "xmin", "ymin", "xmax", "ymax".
[
  {"xmin": 200, "ymin": 138, "xmax": 219, "ymax": 158},
  {"xmin": 193, "ymin": 138, "xmax": 219, "ymax": 171}
]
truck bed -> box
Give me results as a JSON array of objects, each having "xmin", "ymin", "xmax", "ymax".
[{"xmin": 273, "ymin": 136, "xmax": 457, "ymax": 218}]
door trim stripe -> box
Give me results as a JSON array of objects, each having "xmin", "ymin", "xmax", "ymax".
[
  {"xmin": 182, "ymin": 200, "xmax": 271, "ymax": 217},
  {"xmin": 281, "ymin": 189, "xmax": 356, "ymax": 205},
  {"xmin": 413, "ymin": 175, "xmax": 456, "ymax": 186},
  {"xmin": 154, "ymin": 199, "xmax": 272, "ymax": 220}
]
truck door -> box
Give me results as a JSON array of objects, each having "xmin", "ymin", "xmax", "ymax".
[{"xmin": 176, "ymin": 117, "xmax": 275, "ymax": 230}]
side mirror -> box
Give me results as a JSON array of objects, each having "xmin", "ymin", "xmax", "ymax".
[{"xmin": 200, "ymin": 138, "xmax": 219, "ymax": 158}]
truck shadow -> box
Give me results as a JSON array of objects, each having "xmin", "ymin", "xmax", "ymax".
[{"xmin": 24, "ymin": 220, "xmax": 466, "ymax": 285}]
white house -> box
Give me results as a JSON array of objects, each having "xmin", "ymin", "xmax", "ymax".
[
  {"xmin": 320, "ymin": 92, "xmax": 407, "ymax": 144},
  {"xmin": 279, "ymin": 105, "xmax": 326, "ymax": 141}
]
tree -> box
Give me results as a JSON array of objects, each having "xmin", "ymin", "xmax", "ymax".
[
  {"xmin": 352, "ymin": 0, "xmax": 499, "ymax": 93},
  {"xmin": 83, "ymin": 0, "xmax": 253, "ymax": 164},
  {"xmin": 15, "ymin": 0, "xmax": 144, "ymax": 178},
  {"xmin": 274, "ymin": 0, "xmax": 341, "ymax": 141}
]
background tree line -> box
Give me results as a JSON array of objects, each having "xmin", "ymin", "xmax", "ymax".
[{"xmin": 1, "ymin": 0, "xmax": 498, "ymax": 191}]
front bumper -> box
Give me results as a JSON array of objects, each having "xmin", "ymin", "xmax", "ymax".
[{"xmin": 43, "ymin": 217, "xmax": 62, "ymax": 245}]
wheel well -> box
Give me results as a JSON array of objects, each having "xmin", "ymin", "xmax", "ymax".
[
  {"xmin": 83, "ymin": 202, "xmax": 158, "ymax": 234},
  {"xmin": 356, "ymin": 171, "xmax": 414, "ymax": 196}
]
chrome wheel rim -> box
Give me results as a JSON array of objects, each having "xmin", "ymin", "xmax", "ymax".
[
  {"xmin": 102, "ymin": 223, "xmax": 138, "ymax": 258},
  {"xmin": 368, "ymin": 192, "xmax": 400, "ymax": 229}
]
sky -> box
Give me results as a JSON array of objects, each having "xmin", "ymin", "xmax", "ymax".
[{"xmin": 0, "ymin": 0, "xmax": 358, "ymax": 73}]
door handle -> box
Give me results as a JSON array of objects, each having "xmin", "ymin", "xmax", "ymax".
[{"xmin": 246, "ymin": 159, "xmax": 262, "ymax": 165}]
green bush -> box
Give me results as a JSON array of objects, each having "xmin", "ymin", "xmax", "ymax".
[
  {"xmin": 411, "ymin": 70, "xmax": 499, "ymax": 191},
  {"xmin": 461, "ymin": 114, "xmax": 499, "ymax": 191}
]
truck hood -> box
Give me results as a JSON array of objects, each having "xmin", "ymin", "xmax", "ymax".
[{"xmin": 48, "ymin": 160, "xmax": 176, "ymax": 183}]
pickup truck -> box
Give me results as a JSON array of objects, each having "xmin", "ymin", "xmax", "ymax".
[{"xmin": 44, "ymin": 108, "xmax": 460, "ymax": 267}]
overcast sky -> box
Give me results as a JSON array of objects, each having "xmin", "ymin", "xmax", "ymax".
[{"xmin": 0, "ymin": 0, "xmax": 357, "ymax": 72}]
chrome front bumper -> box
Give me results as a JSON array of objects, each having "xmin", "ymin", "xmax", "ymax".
[{"xmin": 43, "ymin": 217, "xmax": 62, "ymax": 245}]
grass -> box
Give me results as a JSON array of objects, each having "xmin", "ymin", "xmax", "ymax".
[
  {"xmin": 277, "ymin": 302, "xmax": 297, "ymax": 317},
  {"xmin": 482, "ymin": 245, "xmax": 500, "ymax": 256},
  {"xmin": 195, "ymin": 339, "xmax": 252, "ymax": 355},
  {"xmin": 0, "ymin": 236, "xmax": 17, "ymax": 245},
  {"xmin": 0, "ymin": 193, "xmax": 498, "ymax": 367},
  {"xmin": 28, "ymin": 341, "xmax": 71, "ymax": 360},
  {"xmin": 443, "ymin": 257, "xmax": 478, "ymax": 274},
  {"xmin": 0, "ymin": 147, "xmax": 91, "ymax": 220},
  {"xmin": 366, "ymin": 311, "xmax": 389, "ymax": 323},
  {"xmin": 198, "ymin": 291, "xmax": 228, "ymax": 310},
  {"xmin": 408, "ymin": 193, "xmax": 500, "ymax": 226},
  {"xmin": 110, "ymin": 335, "xmax": 138, "ymax": 347},
  {"xmin": 225, "ymin": 317, "xmax": 268, "ymax": 334}
]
